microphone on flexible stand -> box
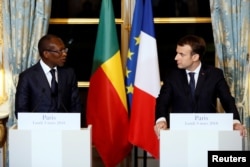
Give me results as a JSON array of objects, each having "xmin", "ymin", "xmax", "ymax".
[
  {"xmin": 31, "ymin": 88, "xmax": 46, "ymax": 113},
  {"xmin": 210, "ymin": 103, "xmax": 218, "ymax": 113},
  {"xmin": 58, "ymin": 89, "xmax": 69, "ymax": 113},
  {"xmin": 59, "ymin": 98, "xmax": 69, "ymax": 113},
  {"xmin": 194, "ymin": 94, "xmax": 199, "ymax": 113},
  {"xmin": 60, "ymin": 101, "xmax": 69, "ymax": 113}
]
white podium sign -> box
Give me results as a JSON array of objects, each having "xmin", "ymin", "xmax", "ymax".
[
  {"xmin": 18, "ymin": 113, "xmax": 80, "ymax": 130},
  {"xmin": 170, "ymin": 113, "xmax": 233, "ymax": 130},
  {"xmin": 9, "ymin": 113, "xmax": 92, "ymax": 167},
  {"xmin": 9, "ymin": 125, "xmax": 92, "ymax": 167},
  {"xmin": 160, "ymin": 113, "xmax": 242, "ymax": 167},
  {"xmin": 160, "ymin": 130, "xmax": 242, "ymax": 167}
]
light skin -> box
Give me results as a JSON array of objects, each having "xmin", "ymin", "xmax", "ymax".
[{"xmin": 154, "ymin": 44, "xmax": 247, "ymax": 138}]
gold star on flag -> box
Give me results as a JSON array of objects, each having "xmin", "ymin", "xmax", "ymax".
[
  {"xmin": 126, "ymin": 83, "xmax": 134, "ymax": 94},
  {"xmin": 126, "ymin": 67, "xmax": 131, "ymax": 78},
  {"xmin": 127, "ymin": 49, "xmax": 134, "ymax": 60},
  {"xmin": 134, "ymin": 36, "xmax": 140, "ymax": 45}
]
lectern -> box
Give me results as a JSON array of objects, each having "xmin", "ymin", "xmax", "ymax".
[
  {"xmin": 9, "ymin": 113, "xmax": 92, "ymax": 167},
  {"xmin": 160, "ymin": 113, "xmax": 242, "ymax": 167}
]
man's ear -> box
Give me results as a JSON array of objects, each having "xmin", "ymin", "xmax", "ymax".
[
  {"xmin": 192, "ymin": 53, "xmax": 200, "ymax": 61},
  {"xmin": 43, "ymin": 51, "xmax": 49, "ymax": 58}
]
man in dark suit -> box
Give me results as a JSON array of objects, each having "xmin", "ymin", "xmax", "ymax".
[
  {"xmin": 15, "ymin": 34, "xmax": 82, "ymax": 118},
  {"xmin": 154, "ymin": 35, "xmax": 246, "ymax": 137}
]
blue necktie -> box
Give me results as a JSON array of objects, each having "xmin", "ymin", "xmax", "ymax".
[
  {"xmin": 50, "ymin": 69, "xmax": 58, "ymax": 96},
  {"xmin": 189, "ymin": 72, "xmax": 195, "ymax": 97}
]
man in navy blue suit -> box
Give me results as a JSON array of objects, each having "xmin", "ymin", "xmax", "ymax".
[
  {"xmin": 15, "ymin": 34, "xmax": 82, "ymax": 118},
  {"xmin": 154, "ymin": 35, "xmax": 246, "ymax": 137}
]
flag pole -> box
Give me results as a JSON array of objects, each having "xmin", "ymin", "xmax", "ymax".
[
  {"xmin": 134, "ymin": 146, "xmax": 138, "ymax": 167},
  {"xmin": 143, "ymin": 150, "xmax": 147, "ymax": 167}
]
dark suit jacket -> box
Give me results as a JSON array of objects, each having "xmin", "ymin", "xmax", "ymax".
[
  {"xmin": 155, "ymin": 64, "xmax": 240, "ymax": 125},
  {"xmin": 15, "ymin": 62, "xmax": 82, "ymax": 118}
]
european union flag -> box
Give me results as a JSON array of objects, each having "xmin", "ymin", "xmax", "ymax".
[{"xmin": 125, "ymin": 0, "xmax": 143, "ymax": 110}]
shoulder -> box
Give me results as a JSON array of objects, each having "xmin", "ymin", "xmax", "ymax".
[
  {"xmin": 201, "ymin": 64, "xmax": 223, "ymax": 73},
  {"xmin": 57, "ymin": 66, "xmax": 74, "ymax": 73},
  {"xmin": 19, "ymin": 63, "xmax": 41, "ymax": 77},
  {"xmin": 162, "ymin": 67, "xmax": 186, "ymax": 83},
  {"xmin": 167, "ymin": 67, "xmax": 185, "ymax": 78},
  {"xmin": 201, "ymin": 64, "xmax": 225, "ymax": 79}
]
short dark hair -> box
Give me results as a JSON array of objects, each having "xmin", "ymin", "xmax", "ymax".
[
  {"xmin": 177, "ymin": 35, "xmax": 206, "ymax": 60},
  {"xmin": 38, "ymin": 34, "xmax": 61, "ymax": 57}
]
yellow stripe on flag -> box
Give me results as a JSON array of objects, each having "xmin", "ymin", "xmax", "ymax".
[{"xmin": 101, "ymin": 51, "xmax": 128, "ymax": 111}]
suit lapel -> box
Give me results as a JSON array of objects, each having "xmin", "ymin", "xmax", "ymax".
[
  {"xmin": 195, "ymin": 65, "xmax": 207, "ymax": 98},
  {"xmin": 57, "ymin": 68, "xmax": 64, "ymax": 94},
  {"xmin": 179, "ymin": 69, "xmax": 196, "ymax": 112},
  {"xmin": 33, "ymin": 63, "xmax": 61, "ymax": 102},
  {"xmin": 57, "ymin": 68, "xmax": 65, "ymax": 107},
  {"xmin": 179, "ymin": 70, "xmax": 191, "ymax": 96},
  {"xmin": 35, "ymin": 63, "xmax": 51, "ymax": 89}
]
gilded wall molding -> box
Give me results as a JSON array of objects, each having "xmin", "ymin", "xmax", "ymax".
[{"xmin": 0, "ymin": 0, "xmax": 8, "ymax": 105}]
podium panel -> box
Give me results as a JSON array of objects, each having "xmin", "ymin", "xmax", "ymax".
[
  {"xmin": 9, "ymin": 125, "xmax": 92, "ymax": 167},
  {"xmin": 160, "ymin": 130, "xmax": 242, "ymax": 167}
]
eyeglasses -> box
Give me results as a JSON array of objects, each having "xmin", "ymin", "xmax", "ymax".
[{"xmin": 46, "ymin": 48, "xmax": 68, "ymax": 54}]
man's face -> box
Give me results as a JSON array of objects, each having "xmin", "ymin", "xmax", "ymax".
[
  {"xmin": 175, "ymin": 44, "xmax": 197, "ymax": 71},
  {"xmin": 43, "ymin": 38, "xmax": 68, "ymax": 68}
]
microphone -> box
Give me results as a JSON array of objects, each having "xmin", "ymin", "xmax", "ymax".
[
  {"xmin": 193, "ymin": 94, "xmax": 199, "ymax": 113},
  {"xmin": 31, "ymin": 88, "xmax": 46, "ymax": 112},
  {"xmin": 58, "ymin": 89, "xmax": 69, "ymax": 113},
  {"xmin": 210, "ymin": 103, "xmax": 218, "ymax": 112},
  {"xmin": 59, "ymin": 100, "xmax": 69, "ymax": 113}
]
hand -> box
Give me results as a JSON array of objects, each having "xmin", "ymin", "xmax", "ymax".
[
  {"xmin": 154, "ymin": 121, "xmax": 167, "ymax": 139},
  {"xmin": 233, "ymin": 123, "xmax": 247, "ymax": 137}
]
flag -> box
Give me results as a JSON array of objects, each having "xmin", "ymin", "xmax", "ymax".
[
  {"xmin": 128, "ymin": 0, "xmax": 161, "ymax": 159},
  {"xmin": 86, "ymin": 0, "xmax": 132, "ymax": 166},
  {"xmin": 125, "ymin": 0, "xmax": 143, "ymax": 110}
]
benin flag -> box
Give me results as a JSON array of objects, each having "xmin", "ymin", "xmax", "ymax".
[{"xmin": 86, "ymin": 0, "xmax": 132, "ymax": 166}]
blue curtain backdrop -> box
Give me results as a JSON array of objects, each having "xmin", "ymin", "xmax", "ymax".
[
  {"xmin": 2, "ymin": 0, "xmax": 51, "ymax": 126},
  {"xmin": 210, "ymin": 0, "xmax": 250, "ymax": 150},
  {"xmin": 1, "ymin": 0, "xmax": 51, "ymax": 166}
]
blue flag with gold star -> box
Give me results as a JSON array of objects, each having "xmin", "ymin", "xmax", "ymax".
[{"xmin": 125, "ymin": 0, "xmax": 143, "ymax": 110}]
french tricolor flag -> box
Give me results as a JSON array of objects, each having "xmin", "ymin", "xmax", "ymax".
[{"xmin": 128, "ymin": 0, "xmax": 161, "ymax": 159}]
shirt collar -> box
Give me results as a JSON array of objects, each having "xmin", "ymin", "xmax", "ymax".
[
  {"xmin": 40, "ymin": 59, "xmax": 57, "ymax": 74},
  {"xmin": 186, "ymin": 62, "xmax": 201, "ymax": 74}
]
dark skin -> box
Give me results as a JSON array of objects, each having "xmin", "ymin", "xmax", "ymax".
[{"xmin": 42, "ymin": 37, "xmax": 67, "ymax": 69}]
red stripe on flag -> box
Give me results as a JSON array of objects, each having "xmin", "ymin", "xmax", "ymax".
[
  {"xmin": 129, "ymin": 86, "xmax": 159, "ymax": 158},
  {"xmin": 87, "ymin": 67, "xmax": 131, "ymax": 166}
]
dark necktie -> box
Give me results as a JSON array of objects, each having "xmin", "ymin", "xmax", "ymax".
[
  {"xmin": 50, "ymin": 69, "xmax": 58, "ymax": 96},
  {"xmin": 189, "ymin": 72, "xmax": 195, "ymax": 97}
]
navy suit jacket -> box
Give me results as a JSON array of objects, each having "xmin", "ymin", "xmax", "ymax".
[
  {"xmin": 15, "ymin": 62, "xmax": 82, "ymax": 118},
  {"xmin": 155, "ymin": 64, "xmax": 240, "ymax": 125}
]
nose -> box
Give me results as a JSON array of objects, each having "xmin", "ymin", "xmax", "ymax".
[
  {"xmin": 62, "ymin": 52, "xmax": 67, "ymax": 57},
  {"xmin": 61, "ymin": 48, "xmax": 68, "ymax": 55},
  {"xmin": 174, "ymin": 54, "xmax": 179, "ymax": 60}
]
